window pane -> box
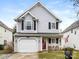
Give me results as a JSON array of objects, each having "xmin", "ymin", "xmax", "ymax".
[
  {"xmin": 27, "ymin": 21, "xmax": 31, "ymax": 26},
  {"xmin": 71, "ymin": 29, "xmax": 73, "ymax": 33},
  {"xmin": 26, "ymin": 21, "xmax": 31, "ymax": 30},
  {"xmin": 75, "ymin": 31, "xmax": 76, "ymax": 35},
  {"xmin": 27, "ymin": 26, "xmax": 31, "ymax": 30},
  {"xmin": 52, "ymin": 39, "xmax": 55, "ymax": 43},
  {"xmin": 52, "ymin": 23, "xmax": 55, "ymax": 29}
]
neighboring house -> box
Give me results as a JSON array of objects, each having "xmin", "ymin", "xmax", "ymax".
[
  {"xmin": 0, "ymin": 21, "xmax": 13, "ymax": 45},
  {"xmin": 14, "ymin": 2, "xmax": 63, "ymax": 52},
  {"xmin": 62, "ymin": 20, "xmax": 79, "ymax": 50}
]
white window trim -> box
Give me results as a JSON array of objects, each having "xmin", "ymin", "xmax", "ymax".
[
  {"xmin": 24, "ymin": 20, "xmax": 33, "ymax": 30},
  {"xmin": 48, "ymin": 38, "xmax": 56, "ymax": 44}
]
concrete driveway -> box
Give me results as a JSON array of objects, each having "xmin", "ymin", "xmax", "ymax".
[{"xmin": 8, "ymin": 53, "xmax": 38, "ymax": 59}]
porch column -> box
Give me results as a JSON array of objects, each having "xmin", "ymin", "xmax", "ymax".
[
  {"xmin": 55, "ymin": 38, "xmax": 56, "ymax": 44},
  {"xmin": 46, "ymin": 38, "xmax": 48, "ymax": 50},
  {"xmin": 40, "ymin": 37, "xmax": 42, "ymax": 51},
  {"xmin": 58, "ymin": 38, "xmax": 62, "ymax": 49}
]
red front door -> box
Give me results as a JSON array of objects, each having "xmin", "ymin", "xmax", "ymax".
[{"xmin": 42, "ymin": 39, "xmax": 46, "ymax": 49}]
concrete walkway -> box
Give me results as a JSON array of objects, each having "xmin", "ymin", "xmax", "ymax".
[
  {"xmin": 0, "ymin": 54, "xmax": 12, "ymax": 59},
  {"xmin": 8, "ymin": 53, "xmax": 38, "ymax": 59}
]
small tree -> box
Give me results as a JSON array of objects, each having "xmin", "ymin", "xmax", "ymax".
[
  {"xmin": 72, "ymin": 0, "xmax": 79, "ymax": 6},
  {"xmin": 71, "ymin": 0, "xmax": 79, "ymax": 17},
  {"xmin": 13, "ymin": 26, "xmax": 16, "ymax": 34}
]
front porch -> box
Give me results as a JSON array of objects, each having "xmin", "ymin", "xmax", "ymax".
[
  {"xmin": 14, "ymin": 33, "xmax": 63, "ymax": 52},
  {"xmin": 42, "ymin": 37, "xmax": 62, "ymax": 51}
]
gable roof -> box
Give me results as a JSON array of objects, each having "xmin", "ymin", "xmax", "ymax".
[
  {"xmin": 14, "ymin": 2, "xmax": 61, "ymax": 22},
  {"xmin": 27, "ymin": 12, "xmax": 38, "ymax": 19},
  {"xmin": 15, "ymin": 11, "xmax": 38, "ymax": 21},
  {"xmin": 63, "ymin": 20, "xmax": 79, "ymax": 33},
  {"xmin": 0, "ymin": 21, "xmax": 13, "ymax": 32}
]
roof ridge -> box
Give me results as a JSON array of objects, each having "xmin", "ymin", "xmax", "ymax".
[
  {"xmin": 14, "ymin": 2, "xmax": 61, "ymax": 22},
  {"xmin": 0, "ymin": 21, "xmax": 13, "ymax": 32},
  {"xmin": 63, "ymin": 20, "xmax": 79, "ymax": 33}
]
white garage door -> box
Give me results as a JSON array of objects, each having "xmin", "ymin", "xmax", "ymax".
[{"xmin": 18, "ymin": 38, "xmax": 38, "ymax": 52}]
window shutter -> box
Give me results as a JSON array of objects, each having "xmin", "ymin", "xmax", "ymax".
[
  {"xmin": 48, "ymin": 38, "xmax": 51, "ymax": 44},
  {"xmin": 34, "ymin": 20, "xmax": 36, "ymax": 30},
  {"xmin": 56, "ymin": 22, "xmax": 58, "ymax": 29},
  {"xmin": 49, "ymin": 22, "xmax": 51, "ymax": 29},
  {"xmin": 56, "ymin": 38, "xmax": 59, "ymax": 44},
  {"xmin": 22, "ymin": 20, "xmax": 24, "ymax": 30}
]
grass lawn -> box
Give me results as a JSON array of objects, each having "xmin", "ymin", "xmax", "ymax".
[
  {"xmin": 0, "ymin": 50, "xmax": 5, "ymax": 54},
  {"xmin": 38, "ymin": 51, "xmax": 79, "ymax": 59},
  {"xmin": 0, "ymin": 50, "xmax": 5, "ymax": 57}
]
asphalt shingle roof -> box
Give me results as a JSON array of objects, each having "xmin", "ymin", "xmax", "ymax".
[
  {"xmin": 0, "ymin": 21, "xmax": 13, "ymax": 32},
  {"xmin": 14, "ymin": 33, "xmax": 63, "ymax": 38},
  {"xmin": 63, "ymin": 20, "xmax": 79, "ymax": 33}
]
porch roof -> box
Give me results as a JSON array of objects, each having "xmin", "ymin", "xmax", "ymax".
[{"xmin": 14, "ymin": 33, "xmax": 63, "ymax": 38}]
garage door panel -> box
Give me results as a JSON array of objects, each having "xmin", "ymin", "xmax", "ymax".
[{"xmin": 18, "ymin": 38, "xmax": 38, "ymax": 52}]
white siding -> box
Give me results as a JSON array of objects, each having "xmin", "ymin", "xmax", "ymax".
[
  {"xmin": 30, "ymin": 5, "xmax": 59, "ymax": 33},
  {"xmin": 62, "ymin": 27, "xmax": 79, "ymax": 50},
  {"xmin": 16, "ymin": 4, "xmax": 59, "ymax": 33},
  {"xmin": 14, "ymin": 37, "xmax": 42, "ymax": 52},
  {"xmin": 0, "ymin": 26, "xmax": 4, "ymax": 44},
  {"xmin": 17, "ymin": 14, "xmax": 37, "ymax": 33},
  {"xmin": 0, "ymin": 26, "xmax": 12, "ymax": 45}
]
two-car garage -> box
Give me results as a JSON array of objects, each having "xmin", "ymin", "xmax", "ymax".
[{"xmin": 17, "ymin": 37, "xmax": 38, "ymax": 52}]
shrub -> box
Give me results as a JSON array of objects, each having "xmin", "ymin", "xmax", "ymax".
[
  {"xmin": 0, "ymin": 45, "xmax": 4, "ymax": 50},
  {"xmin": 63, "ymin": 47, "xmax": 74, "ymax": 51},
  {"xmin": 4, "ymin": 42, "xmax": 13, "ymax": 53}
]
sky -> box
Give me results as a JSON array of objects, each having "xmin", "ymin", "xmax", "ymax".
[{"xmin": 0, "ymin": 0, "xmax": 78, "ymax": 31}]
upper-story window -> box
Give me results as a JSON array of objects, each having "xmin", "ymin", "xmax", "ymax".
[
  {"xmin": 74, "ymin": 31, "xmax": 76, "ymax": 35},
  {"xmin": 71, "ymin": 29, "xmax": 73, "ymax": 33},
  {"xmin": 26, "ymin": 21, "xmax": 32, "ymax": 30},
  {"xmin": 48, "ymin": 22, "xmax": 55, "ymax": 29},
  {"xmin": 52, "ymin": 23, "xmax": 55, "ymax": 29},
  {"xmin": 24, "ymin": 20, "xmax": 37, "ymax": 30}
]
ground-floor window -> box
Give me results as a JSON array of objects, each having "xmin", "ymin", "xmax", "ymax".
[
  {"xmin": 52, "ymin": 39, "xmax": 55, "ymax": 43},
  {"xmin": 48, "ymin": 38, "xmax": 59, "ymax": 44}
]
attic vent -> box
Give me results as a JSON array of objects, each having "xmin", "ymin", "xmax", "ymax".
[{"xmin": 37, "ymin": 2, "xmax": 41, "ymax": 6}]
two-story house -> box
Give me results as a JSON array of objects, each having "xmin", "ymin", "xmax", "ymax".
[
  {"xmin": 14, "ymin": 2, "xmax": 62, "ymax": 52},
  {"xmin": 62, "ymin": 20, "xmax": 79, "ymax": 50},
  {"xmin": 0, "ymin": 21, "xmax": 13, "ymax": 45}
]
